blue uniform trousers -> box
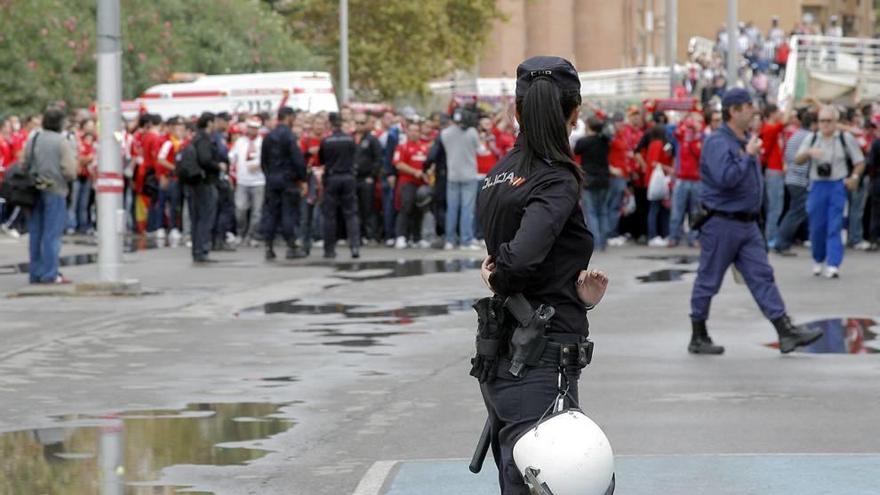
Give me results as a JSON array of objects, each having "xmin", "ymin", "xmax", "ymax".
[
  {"xmin": 806, "ymin": 180, "xmax": 846, "ymax": 268},
  {"xmin": 690, "ymin": 216, "xmax": 786, "ymax": 321}
]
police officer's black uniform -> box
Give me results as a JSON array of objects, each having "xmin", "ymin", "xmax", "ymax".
[
  {"xmin": 474, "ymin": 57, "xmax": 596, "ymax": 495},
  {"xmin": 354, "ymin": 129, "xmax": 383, "ymax": 243},
  {"xmin": 260, "ymin": 120, "xmax": 307, "ymax": 259},
  {"xmin": 190, "ymin": 128, "xmax": 221, "ymax": 262},
  {"xmin": 319, "ymin": 119, "xmax": 360, "ymax": 258}
]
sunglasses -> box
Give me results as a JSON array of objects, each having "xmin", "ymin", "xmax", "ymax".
[
  {"xmin": 818, "ymin": 119, "xmax": 834, "ymax": 123},
  {"xmin": 355, "ymin": 121, "xmax": 367, "ymax": 125}
]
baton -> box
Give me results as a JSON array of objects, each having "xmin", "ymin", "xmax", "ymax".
[{"xmin": 469, "ymin": 418, "xmax": 492, "ymax": 474}]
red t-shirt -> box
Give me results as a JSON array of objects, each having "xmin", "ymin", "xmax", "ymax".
[
  {"xmin": 300, "ymin": 135, "xmax": 323, "ymax": 168},
  {"xmin": 674, "ymin": 124, "xmax": 702, "ymax": 181},
  {"xmin": 476, "ymin": 144, "xmax": 498, "ymax": 176},
  {"xmin": 11, "ymin": 130, "xmax": 29, "ymax": 160},
  {"xmin": 156, "ymin": 135, "xmax": 181, "ymax": 178},
  {"xmin": 646, "ymin": 140, "xmax": 672, "ymax": 167},
  {"xmin": 760, "ymin": 121, "xmax": 784, "ymax": 171},
  {"xmin": 0, "ymin": 136, "xmax": 12, "ymax": 181},
  {"xmin": 608, "ymin": 134, "xmax": 630, "ymax": 176},
  {"xmin": 77, "ymin": 135, "xmax": 96, "ymax": 178},
  {"xmin": 394, "ymin": 140, "xmax": 429, "ymax": 187},
  {"xmin": 492, "ymin": 128, "xmax": 516, "ymax": 157}
]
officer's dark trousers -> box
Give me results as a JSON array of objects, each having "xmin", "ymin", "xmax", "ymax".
[
  {"xmin": 213, "ymin": 182, "xmax": 236, "ymax": 245},
  {"xmin": 188, "ymin": 182, "xmax": 218, "ymax": 260},
  {"xmin": 690, "ymin": 216, "xmax": 786, "ymax": 322},
  {"xmin": 481, "ymin": 365, "xmax": 579, "ymax": 495},
  {"xmin": 870, "ymin": 179, "xmax": 880, "ymax": 243},
  {"xmin": 261, "ymin": 182, "xmax": 301, "ymax": 248},
  {"xmin": 356, "ymin": 178, "xmax": 377, "ymax": 242},
  {"xmin": 323, "ymin": 174, "xmax": 360, "ymax": 254}
]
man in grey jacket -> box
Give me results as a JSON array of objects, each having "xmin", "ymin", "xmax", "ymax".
[
  {"xmin": 441, "ymin": 111, "xmax": 481, "ymax": 249},
  {"xmin": 26, "ymin": 107, "xmax": 77, "ymax": 284}
]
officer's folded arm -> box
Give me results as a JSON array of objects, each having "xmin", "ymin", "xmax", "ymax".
[
  {"xmin": 486, "ymin": 174, "xmax": 578, "ymax": 295},
  {"xmin": 706, "ymin": 147, "xmax": 751, "ymax": 189}
]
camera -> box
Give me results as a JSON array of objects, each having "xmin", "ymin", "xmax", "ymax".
[
  {"xmin": 816, "ymin": 162, "xmax": 832, "ymax": 178},
  {"xmin": 452, "ymin": 105, "xmax": 480, "ymax": 129}
]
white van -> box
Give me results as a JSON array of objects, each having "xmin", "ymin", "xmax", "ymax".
[{"xmin": 133, "ymin": 71, "xmax": 339, "ymax": 119}]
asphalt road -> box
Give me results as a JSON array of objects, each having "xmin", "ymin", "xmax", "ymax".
[{"xmin": 0, "ymin": 234, "xmax": 878, "ymax": 494}]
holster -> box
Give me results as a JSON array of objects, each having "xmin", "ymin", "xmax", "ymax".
[
  {"xmin": 469, "ymin": 296, "xmax": 510, "ymax": 383},
  {"xmin": 689, "ymin": 206, "xmax": 714, "ymax": 231},
  {"xmin": 504, "ymin": 293, "xmax": 555, "ymax": 378}
]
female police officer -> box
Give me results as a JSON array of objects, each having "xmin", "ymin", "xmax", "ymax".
[{"xmin": 475, "ymin": 56, "xmax": 610, "ymax": 495}]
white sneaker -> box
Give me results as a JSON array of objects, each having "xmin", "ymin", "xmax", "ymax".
[
  {"xmin": 823, "ymin": 266, "xmax": 840, "ymax": 279},
  {"xmin": 169, "ymin": 229, "xmax": 182, "ymax": 244},
  {"xmin": 394, "ymin": 236, "xmax": 407, "ymax": 249},
  {"xmin": 853, "ymin": 240, "xmax": 872, "ymax": 251},
  {"xmin": 607, "ymin": 236, "xmax": 625, "ymax": 247},
  {"xmin": 314, "ymin": 240, "xmax": 324, "ymax": 248},
  {"xmin": 417, "ymin": 240, "xmax": 432, "ymax": 249},
  {"xmin": 226, "ymin": 231, "xmax": 237, "ymax": 244},
  {"xmin": 1, "ymin": 225, "xmax": 20, "ymax": 238},
  {"xmin": 648, "ymin": 236, "xmax": 667, "ymax": 247},
  {"xmin": 443, "ymin": 242, "xmax": 455, "ymax": 250},
  {"xmin": 384, "ymin": 239, "xmax": 395, "ymax": 247},
  {"xmin": 462, "ymin": 242, "xmax": 482, "ymax": 251},
  {"xmin": 156, "ymin": 228, "xmax": 167, "ymax": 239},
  {"xmin": 812, "ymin": 263, "xmax": 824, "ymax": 276},
  {"xmin": 804, "ymin": 240, "xmax": 812, "ymax": 248}
]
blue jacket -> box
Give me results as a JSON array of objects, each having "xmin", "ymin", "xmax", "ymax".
[
  {"xmin": 260, "ymin": 124, "xmax": 306, "ymax": 186},
  {"xmin": 699, "ymin": 124, "xmax": 763, "ymax": 214}
]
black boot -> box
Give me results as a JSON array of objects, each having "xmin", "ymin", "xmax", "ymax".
[
  {"xmin": 688, "ymin": 319, "xmax": 725, "ymax": 355},
  {"xmin": 772, "ymin": 315, "xmax": 823, "ymax": 354},
  {"xmin": 351, "ymin": 246, "xmax": 360, "ymax": 259},
  {"xmin": 265, "ymin": 246, "xmax": 276, "ymax": 261}
]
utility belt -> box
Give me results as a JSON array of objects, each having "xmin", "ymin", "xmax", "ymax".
[
  {"xmin": 469, "ymin": 294, "xmax": 593, "ymax": 383},
  {"xmin": 691, "ymin": 207, "xmax": 757, "ymax": 231}
]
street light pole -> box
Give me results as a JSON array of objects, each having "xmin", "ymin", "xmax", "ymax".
[
  {"xmin": 339, "ymin": 0, "xmax": 349, "ymax": 104},
  {"xmin": 726, "ymin": 0, "xmax": 738, "ymax": 87},
  {"xmin": 96, "ymin": 0, "xmax": 124, "ymax": 282},
  {"xmin": 666, "ymin": 0, "xmax": 677, "ymax": 97}
]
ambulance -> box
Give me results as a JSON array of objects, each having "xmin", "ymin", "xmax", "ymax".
[{"xmin": 130, "ymin": 71, "xmax": 339, "ymax": 119}]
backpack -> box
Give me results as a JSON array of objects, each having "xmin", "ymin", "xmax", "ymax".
[
  {"xmin": 0, "ymin": 132, "xmax": 40, "ymax": 208},
  {"xmin": 174, "ymin": 142, "xmax": 204, "ymax": 184}
]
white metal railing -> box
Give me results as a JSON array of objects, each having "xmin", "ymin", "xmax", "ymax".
[
  {"xmin": 778, "ymin": 35, "xmax": 880, "ymax": 110},
  {"xmin": 429, "ymin": 66, "xmax": 678, "ymax": 102}
]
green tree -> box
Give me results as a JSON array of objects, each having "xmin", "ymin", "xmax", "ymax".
[
  {"xmin": 0, "ymin": 0, "xmax": 324, "ymax": 115},
  {"xmin": 274, "ymin": 0, "xmax": 503, "ymax": 100}
]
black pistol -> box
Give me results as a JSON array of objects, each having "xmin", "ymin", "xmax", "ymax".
[{"xmin": 505, "ymin": 293, "xmax": 554, "ymax": 377}]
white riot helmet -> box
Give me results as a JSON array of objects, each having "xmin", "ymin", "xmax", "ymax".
[{"xmin": 512, "ymin": 409, "xmax": 615, "ymax": 495}]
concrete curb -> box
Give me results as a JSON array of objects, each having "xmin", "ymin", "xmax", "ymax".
[{"xmin": 7, "ymin": 279, "xmax": 143, "ymax": 298}]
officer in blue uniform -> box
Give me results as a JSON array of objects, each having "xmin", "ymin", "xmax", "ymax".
[
  {"xmin": 689, "ymin": 88, "xmax": 823, "ymax": 355},
  {"xmin": 261, "ymin": 107, "xmax": 307, "ymax": 260}
]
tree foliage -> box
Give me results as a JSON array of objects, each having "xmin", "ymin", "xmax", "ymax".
[
  {"xmin": 274, "ymin": 0, "xmax": 504, "ymax": 100},
  {"xmin": 0, "ymin": 0, "xmax": 324, "ymax": 115}
]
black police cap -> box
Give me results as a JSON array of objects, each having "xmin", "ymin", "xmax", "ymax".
[{"xmin": 515, "ymin": 56, "xmax": 581, "ymax": 98}]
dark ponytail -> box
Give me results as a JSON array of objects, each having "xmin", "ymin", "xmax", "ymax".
[{"xmin": 515, "ymin": 77, "xmax": 583, "ymax": 184}]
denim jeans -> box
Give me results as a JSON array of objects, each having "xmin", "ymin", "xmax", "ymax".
[
  {"xmin": 764, "ymin": 169, "xmax": 785, "ymax": 247},
  {"xmin": 68, "ymin": 177, "xmax": 93, "ymax": 233},
  {"xmin": 668, "ymin": 179, "xmax": 700, "ymax": 243},
  {"xmin": 582, "ymin": 187, "xmax": 609, "ymax": 249},
  {"xmin": 445, "ymin": 180, "xmax": 478, "ymax": 246},
  {"xmin": 235, "ymin": 184, "xmax": 265, "ymax": 240},
  {"xmin": 807, "ymin": 180, "xmax": 847, "ymax": 267},
  {"xmin": 147, "ymin": 182, "xmax": 171, "ymax": 232},
  {"xmin": 29, "ymin": 191, "xmax": 67, "ymax": 283},
  {"xmin": 775, "ymin": 184, "xmax": 808, "ymax": 251},
  {"xmin": 605, "ymin": 177, "xmax": 627, "ymax": 238},
  {"xmin": 167, "ymin": 179, "xmax": 182, "ymax": 231},
  {"xmin": 381, "ymin": 177, "xmax": 397, "ymax": 241},
  {"xmin": 847, "ymin": 178, "xmax": 870, "ymax": 245},
  {"xmin": 647, "ymin": 200, "xmax": 668, "ymax": 239}
]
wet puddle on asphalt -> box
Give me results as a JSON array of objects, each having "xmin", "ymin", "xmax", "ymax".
[
  {"xmin": 636, "ymin": 269, "xmax": 695, "ymax": 283},
  {"xmin": 0, "ymin": 237, "xmax": 168, "ymax": 275},
  {"xmin": 0, "ymin": 402, "xmax": 293, "ymax": 494},
  {"xmin": 318, "ymin": 258, "xmax": 481, "ymax": 282},
  {"xmin": 634, "ymin": 254, "xmax": 700, "ymax": 265},
  {"xmin": 765, "ymin": 318, "xmax": 879, "ymax": 354}
]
